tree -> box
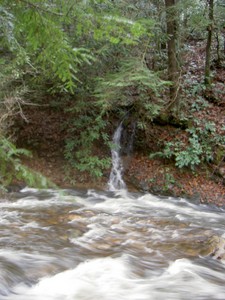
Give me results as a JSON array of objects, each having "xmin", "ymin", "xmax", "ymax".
[
  {"xmin": 0, "ymin": 0, "xmax": 224, "ymax": 185},
  {"xmin": 204, "ymin": 0, "xmax": 214, "ymax": 86},
  {"xmin": 164, "ymin": 0, "xmax": 180, "ymax": 115},
  {"xmin": 0, "ymin": 0, "xmax": 150, "ymax": 181},
  {"xmin": 0, "ymin": 0, "xmax": 95, "ymax": 187}
]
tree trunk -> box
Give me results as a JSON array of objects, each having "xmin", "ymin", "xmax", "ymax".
[
  {"xmin": 204, "ymin": 0, "xmax": 214, "ymax": 86},
  {"xmin": 165, "ymin": 0, "xmax": 180, "ymax": 114},
  {"xmin": 215, "ymin": 31, "xmax": 221, "ymax": 66}
]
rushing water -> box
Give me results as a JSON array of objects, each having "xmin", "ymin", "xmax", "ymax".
[
  {"xmin": 108, "ymin": 122, "xmax": 126, "ymax": 191},
  {"xmin": 1, "ymin": 187, "xmax": 225, "ymax": 299}
]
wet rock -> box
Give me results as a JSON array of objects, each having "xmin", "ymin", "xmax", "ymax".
[
  {"xmin": 209, "ymin": 236, "xmax": 225, "ymax": 260},
  {"xmin": 7, "ymin": 184, "xmax": 26, "ymax": 193},
  {"xmin": 66, "ymin": 214, "xmax": 84, "ymax": 222},
  {"xmin": 139, "ymin": 180, "xmax": 149, "ymax": 192}
]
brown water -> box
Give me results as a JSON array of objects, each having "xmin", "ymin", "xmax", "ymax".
[{"xmin": 0, "ymin": 188, "xmax": 225, "ymax": 299}]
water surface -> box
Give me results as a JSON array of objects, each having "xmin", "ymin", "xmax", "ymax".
[{"xmin": 0, "ymin": 188, "xmax": 225, "ymax": 299}]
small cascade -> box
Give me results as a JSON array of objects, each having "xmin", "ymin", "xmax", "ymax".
[{"xmin": 108, "ymin": 122, "xmax": 126, "ymax": 191}]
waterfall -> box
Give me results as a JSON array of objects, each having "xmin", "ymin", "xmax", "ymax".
[{"xmin": 108, "ymin": 122, "xmax": 126, "ymax": 191}]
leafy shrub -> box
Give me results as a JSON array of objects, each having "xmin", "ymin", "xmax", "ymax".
[
  {"xmin": 64, "ymin": 106, "xmax": 111, "ymax": 177},
  {"xmin": 150, "ymin": 121, "xmax": 225, "ymax": 170}
]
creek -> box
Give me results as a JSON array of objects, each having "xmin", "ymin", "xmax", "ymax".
[
  {"xmin": 1, "ymin": 187, "xmax": 225, "ymax": 300},
  {"xmin": 1, "ymin": 123, "xmax": 225, "ymax": 299}
]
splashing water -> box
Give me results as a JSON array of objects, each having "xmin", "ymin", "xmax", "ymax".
[
  {"xmin": 108, "ymin": 122, "xmax": 126, "ymax": 191},
  {"xmin": 1, "ymin": 188, "xmax": 225, "ymax": 299}
]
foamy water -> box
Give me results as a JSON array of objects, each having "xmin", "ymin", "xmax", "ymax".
[{"xmin": 0, "ymin": 188, "xmax": 225, "ymax": 299}]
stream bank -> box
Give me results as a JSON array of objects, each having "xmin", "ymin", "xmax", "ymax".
[
  {"xmin": 13, "ymin": 107, "xmax": 225, "ymax": 206},
  {"xmin": 17, "ymin": 147, "xmax": 225, "ymax": 206},
  {"xmin": 11, "ymin": 108, "xmax": 225, "ymax": 205}
]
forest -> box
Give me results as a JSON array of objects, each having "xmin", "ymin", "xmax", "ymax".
[{"xmin": 0, "ymin": 0, "xmax": 225, "ymax": 204}]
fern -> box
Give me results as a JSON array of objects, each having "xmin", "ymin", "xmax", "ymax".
[{"xmin": 0, "ymin": 137, "xmax": 52, "ymax": 189}]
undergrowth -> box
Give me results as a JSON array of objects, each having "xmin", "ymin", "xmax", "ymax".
[{"xmin": 150, "ymin": 120, "xmax": 225, "ymax": 170}]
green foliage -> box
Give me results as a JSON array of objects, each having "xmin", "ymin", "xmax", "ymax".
[
  {"xmin": 14, "ymin": 5, "xmax": 95, "ymax": 92},
  {"xmin": 162, "ymin": 167, "xmax": 176, "ymax": 192},
  {"xmin": 0, "ymin": 0, "xmax": 151, "ymax": 182},
  {"xmin": 64, "ymin": 104, "xmax": 111, "ymax": 177},
  {"xmin": 0, "ymin": 1, "xmax": 97, "ymax": 95},
  {"xmin": 182, "ymin": 0, "xmax": 210, "ymax": 39},
  {"xmin": 0, "ymin": 137, "xmax": 50, "ymax": 189},
  {"xmin": 67, "ymin": 0, "xmax": 150, "ymax": 46},
  {"xmin": 72, "ymin": 155, "xmax": 111, "ymax": 178},
  {"xmin": 96, "ymin": 58, "xmax": 171, "ymax": 120},
  {"xmin": 190, "ymin": 95, "xmax": 209, "ymax": 112},
  {"xmin": 150, "ymin": 121, "xmax": 225, "ymax": 170},
  {"xmin": 0, "ymin": 0, "xmax": 224, "ymax": 184},
  {"xmin": 0, "ymin": 5, "xmax": 15, "ymax": 48}
]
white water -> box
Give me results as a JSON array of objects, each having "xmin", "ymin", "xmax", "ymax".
[
  {"xmin": 6, "ymin": 256, "xmax": 225, "ymax": 300},
  {"xmin": 108, "ymin": 122, "xmax": 126, "ymax": 191},
  {"xmin": 1, "ymin": 188, "xmax": 225, "ymax": 299}
]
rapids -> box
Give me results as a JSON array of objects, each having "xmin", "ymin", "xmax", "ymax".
[{"xmin": 0, "ymin": 188, "xmax": 225, "ymax": 299}]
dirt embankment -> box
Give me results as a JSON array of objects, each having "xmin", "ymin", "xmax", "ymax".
[
  {"xmin": 14, "ymin": 104, "xmax": 225, "ymax": 206},
  {"xmin": 19, "ymin": 142, "xmax": 225, "ymax": 206}
]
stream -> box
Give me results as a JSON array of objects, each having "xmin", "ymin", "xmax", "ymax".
[{"xmin": 1, "ymin": 187, "xmax": 225, "ymax": 299}]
